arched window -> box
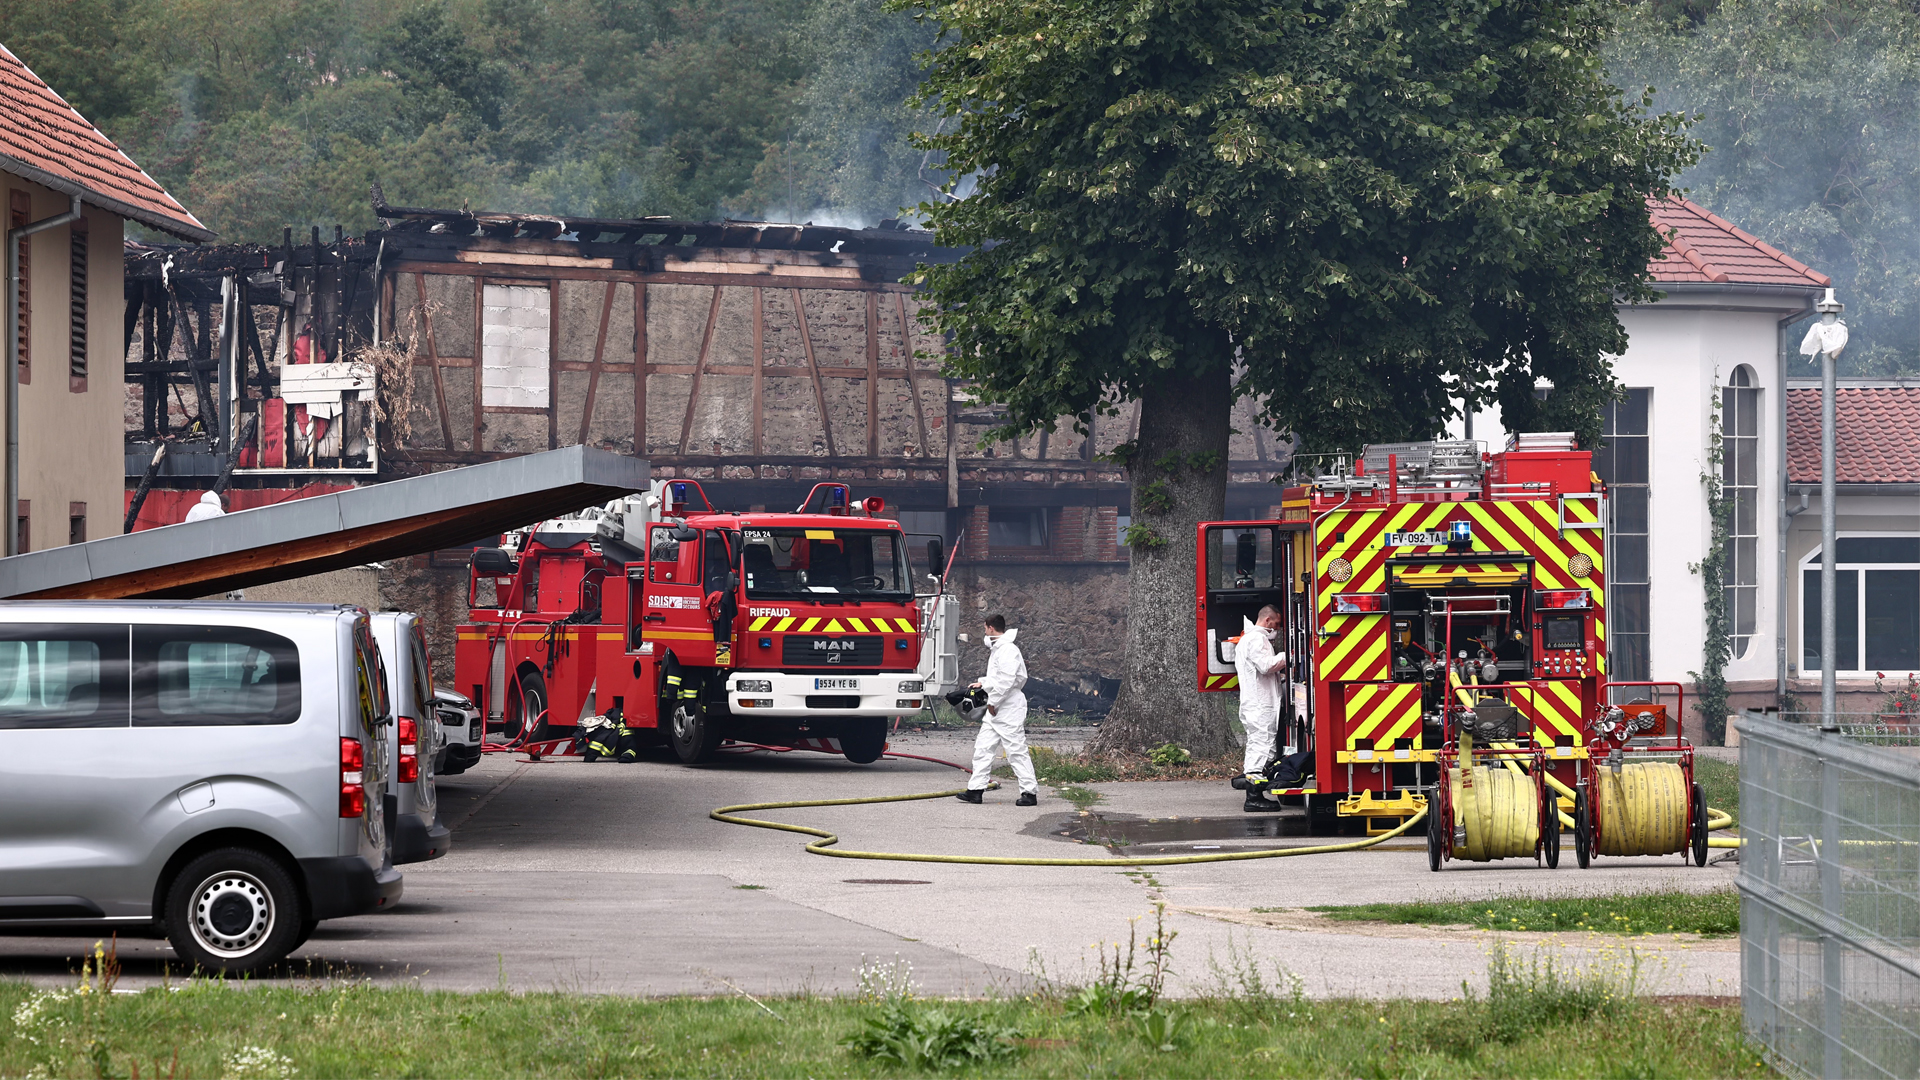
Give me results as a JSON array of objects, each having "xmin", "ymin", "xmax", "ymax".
[{"xmin": 1723, "ymin": 367, "xmax": 1760, "ymax": 658}]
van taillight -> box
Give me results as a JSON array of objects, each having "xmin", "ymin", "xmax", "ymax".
[
  {"xmin": 397, "ymin": 718, "xmax": 419, "ymax": 783},
  {"xmin": 340, "ymin": 737, "xmax": 366, "ymax": 818}
]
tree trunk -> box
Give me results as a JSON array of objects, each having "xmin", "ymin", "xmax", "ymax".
[{"xmin": 1090, "ymin": 362, "xmax": 1234, "ymax": 757}]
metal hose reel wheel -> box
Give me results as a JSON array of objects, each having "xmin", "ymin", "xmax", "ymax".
[{"xmin": 1591, "ymin": 761, "xmax": 1689, "ymax": 858}]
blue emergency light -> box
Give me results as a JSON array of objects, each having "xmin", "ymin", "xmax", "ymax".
[{"xmin": 1448, "ymin": 520, "xmax": 1473, "ymax": 543}]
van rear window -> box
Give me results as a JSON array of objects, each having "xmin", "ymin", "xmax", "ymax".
[
  {"xmin": 0, "ymin": 624, "xmax": 129, "ymax": 728},
  {"xmin": 132, "ymin": 625, "xmax": 301, "ymax": 726}
]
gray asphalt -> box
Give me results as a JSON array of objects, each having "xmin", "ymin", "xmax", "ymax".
[{"xmin": 0, "ymin": 728, "xmax": 1743, "ymax": 999}]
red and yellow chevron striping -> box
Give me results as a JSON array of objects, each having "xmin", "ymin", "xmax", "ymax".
[
  {"xmin": 1343, "ymin": 682, "xmax": 1423, "ymax": 750},
  {"xmin": 1512, "ymin": 681, "xmax": 1586, "ymax": 746}
]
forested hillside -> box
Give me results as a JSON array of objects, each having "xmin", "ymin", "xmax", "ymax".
[
  {"xmin": 0, "ymin": 0, "xmax": 936, "ymax": 240},
  {"xmin": 3, "ymin": 0, "xmax": 1917, "ymax": 369}
]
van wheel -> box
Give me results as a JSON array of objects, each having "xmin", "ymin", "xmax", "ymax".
[
  {"xmin": 163, "ymin": 848, "xmax": 303, "ymax": 975},
  {"xmin": 670, "ymin": 701, "xmax": 722, "ymax": 763},
  {"xmin": 510, "ymin": 670, "xmax": 550, "ymax": 742},
  {"xmin": 840, "ymin": 718, "xmax": 888, "ymax": 764}
]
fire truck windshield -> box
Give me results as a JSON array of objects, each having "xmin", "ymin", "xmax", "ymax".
[{"xmin": 739, "ymin": 527, "xmax": 911, "ymax": 600}]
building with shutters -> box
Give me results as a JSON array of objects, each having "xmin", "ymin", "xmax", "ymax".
[{"xmin": 1, "ymin": 41, "xmax": 210, "ymax": 553}]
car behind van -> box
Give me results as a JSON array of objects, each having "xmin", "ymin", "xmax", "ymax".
[
  {"xmin": 433, "ymin": 687, "xmax": 483, "ymax": 776},
  {"xmin": 0, "ymin": 602, "xmax": 403, "ymax": 973},
  {"xmin": 371, "ymin": 612, "xmax": 450, "ymax": 864}
]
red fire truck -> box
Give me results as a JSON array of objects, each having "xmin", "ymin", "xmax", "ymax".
[
  {"xmin": 1197, "ymin": 436, "xmax": 1707, "ymax": 865},
  {"xmin": 456, "ymin": 479, "xmax": 953, "ymax": 764}
]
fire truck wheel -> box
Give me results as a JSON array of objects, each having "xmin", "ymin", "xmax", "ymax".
[
  {"xmin": 1689, "ymin": 782, "xmax": 1709, "ymax": 866},
  {"xmin": 510, "ymin": 670, "xmax": 551, "ymax": 742},
  {"xmin": 1573, "ymin": 789, "xmax": 1593, "ymax": 869},
  {"xmin": 670, "ymin": 701, "xmax": 723, "ymax": 763},
  {"xmin": 1306, "ymin": 794, "xmax": 1339, "ymax": 836},
  {"xmin": 840, "ymin": 718, "xmax": 887, "ymax": 764}
]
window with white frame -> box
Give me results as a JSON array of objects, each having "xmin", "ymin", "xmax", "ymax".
[
  {"xmin": 1723, "ymin": 367, "xmax": 1760, "ymax": 658},
  {"xmin": 1800, "ymin": 536, "xmax": 1920, "ymax": 675},
  {"xmin": 481, "ymin": 283, "xmax": 550, "ymax": 408}
]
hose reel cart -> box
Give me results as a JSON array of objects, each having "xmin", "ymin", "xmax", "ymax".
[
  {"xmin": 1571, "ymin": 687, "xmax": 1710, "ymax": 868},
  {"xmin": 1427, "ymin": 703, "xmax": 1560, "ymax": 870}
]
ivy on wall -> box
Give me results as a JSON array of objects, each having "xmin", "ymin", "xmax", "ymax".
[{"xmin": 1689, "ymin": 379, "xmax": 1732, "ymax": 744}]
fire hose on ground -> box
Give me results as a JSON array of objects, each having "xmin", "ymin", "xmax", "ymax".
[{"xmin": 710, "ymin": 746, "xmax": 1741, "ymax": 866}]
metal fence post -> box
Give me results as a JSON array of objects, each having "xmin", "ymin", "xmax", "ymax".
[{"xmin": 1820, "ymin": 743, "xmax": 1844, "ymax": 1079}]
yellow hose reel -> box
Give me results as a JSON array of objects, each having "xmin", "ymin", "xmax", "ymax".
[
  {"xmin": 1574, "ymin": 759, "xmax": 1707, "ymax": 866},
  {"xmin": 1428, "ymin": 737, "xmax": 1559, "ymax": 870}
]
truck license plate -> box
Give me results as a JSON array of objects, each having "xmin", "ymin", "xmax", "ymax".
[{"xmin": 814, "ymin": 678, "xmax": 859, "ymax": 690}]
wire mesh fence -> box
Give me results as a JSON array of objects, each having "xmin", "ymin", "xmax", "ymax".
[{"xmin": 1738, "ymin": 714, "xmax": 1920, "ymax": 1079}]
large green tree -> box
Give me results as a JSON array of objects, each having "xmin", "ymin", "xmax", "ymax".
[{"xmin": 904, "ymin": 0, "xmax": 1697, "ymax": 754}]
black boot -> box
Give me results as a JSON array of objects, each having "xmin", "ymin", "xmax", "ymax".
[
  {"xmin": 1015, "ymin": 792, "xmax": 1037, "ymax": 807},
  {"xmin": 1244, "ymin": 790, "xmax": 1283, "ymax": 813},
  {"xmin": 956, "ymin": 789, "xmax": 984, "ymax": 804}
]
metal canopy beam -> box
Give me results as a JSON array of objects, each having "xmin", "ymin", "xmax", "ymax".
[{"xmin": 0, "ymin": 446, "xmax": 649, "ymax": 600}]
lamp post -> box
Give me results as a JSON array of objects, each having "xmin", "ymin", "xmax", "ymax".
[{"xmin": 1799, "ymin": 288, "xmax": 1848, "ymax": 732}]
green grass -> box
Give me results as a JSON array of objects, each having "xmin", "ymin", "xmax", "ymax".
[
  {"xmin": 1055, "ymin": 784, "xmax": 1103, "ymax": 809},
  {"xmin": 1025, "ymin": 745, "xmax": 1120, "ymax": 784},
  {"xmin": 1295, "ymin": 889, "xmax": 1740, "ymax": 937},
  {"xmin": 0, "ymin": 979, "xmax": 1771, "ymax": 1079},
  {"xmin": 1696, "ymin": 755, "xmax": 1739, "ymax": 827}
]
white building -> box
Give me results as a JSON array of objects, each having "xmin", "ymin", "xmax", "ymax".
[{"xmin": 1455, "ymin": 199, "xmax": 1833, "ymax": 735}]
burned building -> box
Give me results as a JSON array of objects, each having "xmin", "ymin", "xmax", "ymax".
[{"xmin": 122, "ymin": 198, "xmax": 1294, "ymax": 692}]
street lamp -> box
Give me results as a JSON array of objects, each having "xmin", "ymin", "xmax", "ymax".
[{"xmin": 1799, "ymin": 288, "xmax": 1848, "ymax": 732}]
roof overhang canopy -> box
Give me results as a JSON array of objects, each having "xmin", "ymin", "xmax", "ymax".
[{"xmin": 0, "ymin": 446, "xmax": 648, "ymax": 600}]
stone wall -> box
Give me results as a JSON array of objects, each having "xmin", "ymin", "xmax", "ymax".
[
  {"xmin": 946, "ymin": 559, "xmax": 1131, "ymax": 698},
  {"xmin": 381, "ymin": 556, "xmax": 474, "ymax": 688}
]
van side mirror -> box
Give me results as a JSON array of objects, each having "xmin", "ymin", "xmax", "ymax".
[
  {"xmin": 927, "ymin": 539, "xmax": 944, "ymax": 577},
  {"xmin": 670, "ymin": 524, "xmax": 698, "ymax": 543}
]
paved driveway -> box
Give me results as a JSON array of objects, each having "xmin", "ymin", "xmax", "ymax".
[{"xmin": 0, "ymin": 733, "xmax": 1742, "ymax": 999}]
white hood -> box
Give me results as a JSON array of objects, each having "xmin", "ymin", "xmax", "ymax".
[
  {"xmin": 988, "ymin": 627, "xmax": 1018, "ymax": 648},
  {"xmin": 1240, "ymin": 617, "xmax": 1273, "ymax": 641}
]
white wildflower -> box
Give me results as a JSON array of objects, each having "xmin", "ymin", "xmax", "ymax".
[{"xmin": 223, "ymin": 1045, "xmax": 298, "ymax": 1080}]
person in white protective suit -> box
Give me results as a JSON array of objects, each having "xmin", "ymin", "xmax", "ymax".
[
  {"xmin": 1236, "ymin": 605, "xmax": 1289, "ymax": 812},
  {"xmin": 956, "ymin": 614, "xmax": 1039, "ymax": 805}
]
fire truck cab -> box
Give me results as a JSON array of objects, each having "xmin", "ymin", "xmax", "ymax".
[
  {"xmin": 457, "ymin": 480, "xmax": 954, "ymax": 764},
  {"xmin": 1198, "ymin": 436, "xmax": 1614, "ymax": 832}
]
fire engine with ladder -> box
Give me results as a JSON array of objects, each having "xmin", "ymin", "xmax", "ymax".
[
  {"xmin": 457, "ymin": 479, "xmax": 958, "ymax": 764},
  {"xmin": 1198, "ymin": 436, "xmax": 1713, "ymax": 869}
]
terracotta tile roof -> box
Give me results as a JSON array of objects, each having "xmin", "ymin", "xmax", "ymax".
[
  {"xmin": 1648, "ymin": 198, "xmax": 1828, "ymax": 288},
  {"xmin": 0, "ymin": 42, "xmax": 210, "ymax": 241},
  {"xmin": 1787, "ymin": 386, "xmax": 1920, "ymax": 485}
]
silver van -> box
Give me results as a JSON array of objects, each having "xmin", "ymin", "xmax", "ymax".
[
  {"xmin": 0, "ymin": 602, "xmax": 403, "ymax": 974},
  {"xmin": 371, "ymin": 613, "xmax": 449, "ymax": 864}
]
